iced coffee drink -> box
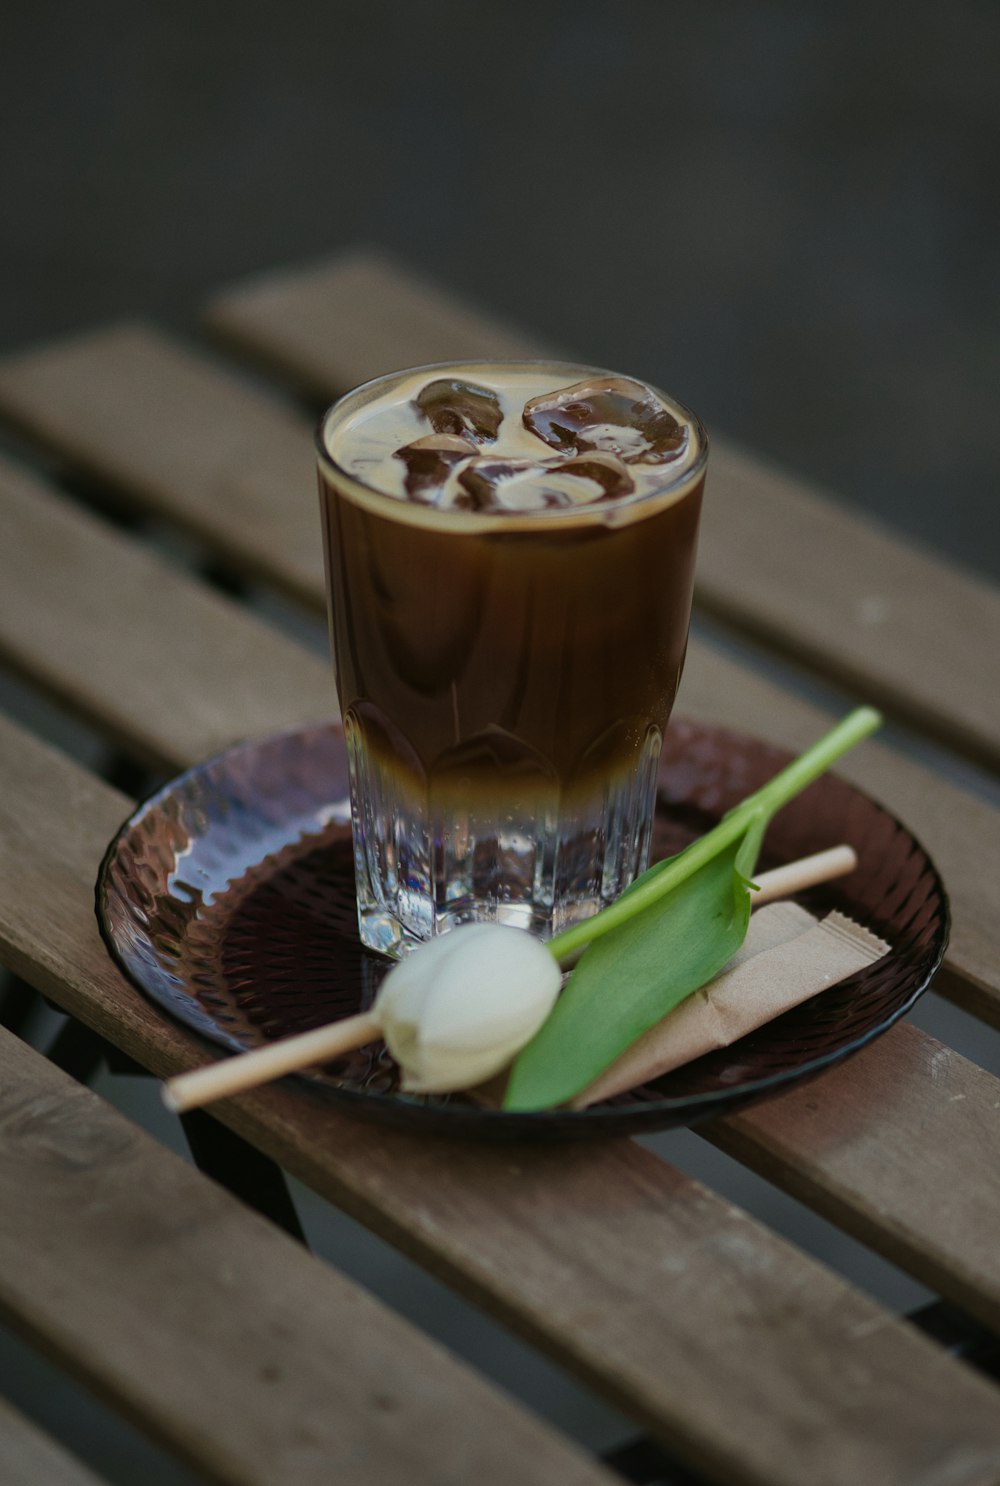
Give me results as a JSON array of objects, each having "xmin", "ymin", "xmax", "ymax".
[{"xmin": 317, "ymin": 361, "xmax": 707, "ymax": 955}]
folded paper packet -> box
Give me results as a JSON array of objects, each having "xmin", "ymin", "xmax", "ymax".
[{"xmin": 571, "ymin": 902, "xmax": 890, "ymax": 1109}]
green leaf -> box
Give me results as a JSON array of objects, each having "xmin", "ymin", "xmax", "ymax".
[
  {"xmin": 504, "ymin": 813, "xmax": 765, "ymax": 1111},
  {"xmin": 502, "ymin": 706, "xmax": 882, "ymax": 1112}
]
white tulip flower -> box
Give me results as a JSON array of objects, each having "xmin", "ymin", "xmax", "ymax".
[
  {"xmin": 162, "ymin": 921, "xmax": 563, "ymax": 1113},
  {"xmin": 376, "ymin": 922, "xmax": 563, "ymax": 1093}
]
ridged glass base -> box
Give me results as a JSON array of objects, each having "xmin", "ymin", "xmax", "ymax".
[{"xmin": 345, "ymin": 709, "xmax": 662, "ymax": 957}]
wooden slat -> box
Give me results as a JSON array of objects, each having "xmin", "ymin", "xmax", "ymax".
[
  {"xmin": 706, "ymin": 1020, "xmax": 1000, "ymax": 1332},
  {"xmin": 0, "ymin": 1399, "xmax": 104, "ymax": 1486},
  {"xmin": 0, "ymin": 324, "xmax": 324, "ymax": 606},
  {"xmin": 698, "ymin": 443, "xmax": 1000, "ymax": 772},
  {"xmin": 0, "ymin": 1027, "xmax": 611, "ymax": 1486},
  {"xmin": 0, "ymin": 455, "xmax": 334, "ymax": 769},
  {"xmin": 2, "ymin": 718, "xmax": 1000, "ymax": 1486},
  {"xmin": 205, "ymin": 249, "xmax": 1000, "ymax": 773},
  {"xmin": 206, "ymin": 247, "xmax": 553, "ymax": 393}
]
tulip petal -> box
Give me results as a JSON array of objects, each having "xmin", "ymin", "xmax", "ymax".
[{"xmin": 376, "ymin": 923, "xmax": 561, "ymax": 1093}]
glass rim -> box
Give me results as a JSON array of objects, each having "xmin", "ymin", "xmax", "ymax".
[{"xmin": 315, "ymin": 358, "xmax": 709, "ymax": 531}]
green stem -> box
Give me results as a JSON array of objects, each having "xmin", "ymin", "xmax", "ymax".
[
  {"xmin": 732, "ymin": 705, "xmax": 881, "ymax": 826},
  {"xmin": 546, "ymin": 705, "xmax": 881, "ymax": 966}
]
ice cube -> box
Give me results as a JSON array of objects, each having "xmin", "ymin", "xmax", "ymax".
[
  {"xmin": 550, "ymin": 453, "xmax": 635, "ymax": 502},
  {"xmin": 457, "ymin": 451, "xmax": 634, "ymax": 511},
  {"xmin": 415, "ymin": 378, "xmax": 503, "ymax": 444},
  {"xmin": 457, "ymin": 458, "xmax": 548, "ymax": 511},
  {"xmin": 522, "ymin": 376, "xmax": 687, "ymax": 464},
  {"xmin": 394, "ymin": 435, "xmax": 476, "ymax": 501}
]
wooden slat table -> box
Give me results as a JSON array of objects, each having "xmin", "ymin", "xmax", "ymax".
[{"xmin": 1, "ymin": 248, "xmax": 999, "ymax": 1486}]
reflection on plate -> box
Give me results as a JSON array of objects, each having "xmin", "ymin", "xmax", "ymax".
[{"xmin": 96, "ymin": 719, "xmax": 948, "ymax": 1139}]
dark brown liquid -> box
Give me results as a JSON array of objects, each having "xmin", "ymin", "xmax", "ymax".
[{"xmin": 319, "ymin": 475, "xmax": 704, "ymax": 788}]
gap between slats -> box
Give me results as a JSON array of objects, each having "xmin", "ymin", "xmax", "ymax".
[{"xmin": 0, "ymin": 1397, "xmax": 105, "ymax": 1486}]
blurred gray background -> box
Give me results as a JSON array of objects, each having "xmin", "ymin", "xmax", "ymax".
[
  {"xmin": 2, "ymin": 0, "xmax": 998, "ymax": 577},
  {"xmin": 1, "ymin": 4, "xmax": 999, "ymax": 1483}
]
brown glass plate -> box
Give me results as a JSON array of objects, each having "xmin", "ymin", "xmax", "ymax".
[{"xmin": 96, "ymin": 719, "xmax": 949, "ymax": 1139}]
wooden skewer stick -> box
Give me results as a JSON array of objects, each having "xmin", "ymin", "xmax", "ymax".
[
  {"xmin": 161, "ymin": 844, "xmax": 859, "ymax": 1115},
  {"xmin": 162, "ymin": 1012, "xmax": 381, "ymax": 1114},
  {"xmin": 752, "ymin": 844, "xmax": 857, "ymax": 907}
]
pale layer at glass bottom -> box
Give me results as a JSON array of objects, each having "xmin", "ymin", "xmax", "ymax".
[{"xmin": 345, "ymin": 714, "xmax": 663, "ymax": 956}]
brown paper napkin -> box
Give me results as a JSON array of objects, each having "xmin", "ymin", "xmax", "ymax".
[{"xmin": 571, "ymin": 903, "xmax": 890, "ymax": 1108}]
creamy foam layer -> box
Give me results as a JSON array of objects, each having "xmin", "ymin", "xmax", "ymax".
[{"xmin": 322, "ymin": 361, "xmax": 705, "ymax": 516}]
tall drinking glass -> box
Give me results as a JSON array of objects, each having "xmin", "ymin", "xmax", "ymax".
[{"xmin": 317, "ymin": 360, "xmax": 707, "ymax": 956}]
